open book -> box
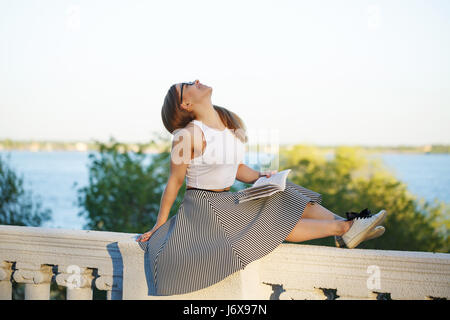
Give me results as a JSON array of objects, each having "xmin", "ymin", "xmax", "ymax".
[{"xmin": 237, "ymin": 169, "xmax": 292, "ymax": 204}]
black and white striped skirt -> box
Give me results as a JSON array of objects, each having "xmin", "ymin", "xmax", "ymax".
[{"xmin": 137, "ymin": 180, "xmax": 322, "ymax": 296}]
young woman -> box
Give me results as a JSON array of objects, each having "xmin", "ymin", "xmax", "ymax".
[{"xmin": 136, "ymin": 79, "xmax": 387, "ymax": 296}]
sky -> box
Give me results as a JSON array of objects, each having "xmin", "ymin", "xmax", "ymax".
[{"xmin": 0, "ymin": 0, "xmax": 449, "ymax": 147}]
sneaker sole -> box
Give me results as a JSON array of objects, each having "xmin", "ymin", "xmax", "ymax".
[
  {"xmin": 345, "ymin": 210, "xmax": 387, "ymax": 249},
  {"xmin": 365, "ymin": 225, "xmax": 385, "ymax": 241},
  {"xmin": 335, "ymin": 226, "xmax": 385, "ymax": 248}
]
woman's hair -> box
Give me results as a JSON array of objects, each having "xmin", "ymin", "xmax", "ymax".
[{"xmin": 161, "ymin": 84, "xmax": 248, "ymax": 144}]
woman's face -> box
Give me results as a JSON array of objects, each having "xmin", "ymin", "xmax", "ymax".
[{"xmin": 176, "ymin": 79, "xmax": 212, "ymax": 109}]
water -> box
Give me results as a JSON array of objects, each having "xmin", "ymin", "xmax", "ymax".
[
  {"xmin": 371, "ymin": 153, "xmax": 450, "ymax": 205},
  {"xmin": 0, "ymin": 150, "xmax": 449, "ymax": 230},
  {"xmin": 1, "ymin": 151, "xmax": 90, "ymax": 230}
]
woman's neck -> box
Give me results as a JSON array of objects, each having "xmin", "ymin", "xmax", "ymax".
[{"xmin": 196, "ymin": 106, "xmax": 224, "ymax": 130}]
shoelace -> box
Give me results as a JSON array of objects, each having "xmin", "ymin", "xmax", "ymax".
[{"xmin": 345, "ymin": 208, "xmax": 373, "ymax": 221}]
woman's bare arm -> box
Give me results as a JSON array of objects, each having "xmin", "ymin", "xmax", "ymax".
[
  {"xmin": 153, "ymin": 124, "xmax": 204, "ymax": 228},
  {"xmin": 235, "ymin": 163, "xmax": 261, "ymax": 184},
  {"xmin": 235, "ymin": 163, "xmax": 278, "ymax": 185},
  {"xmin": 153, "ymin": 176, "xmax": 183, "ymax": 228},
  {"xmin": 137, "ymin": 126, "xmax": 200, "ymax": 242}
]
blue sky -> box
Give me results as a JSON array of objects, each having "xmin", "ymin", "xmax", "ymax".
[{"xmin": 1, "ymin": 0, "xmax": 449, "ymax": 146}]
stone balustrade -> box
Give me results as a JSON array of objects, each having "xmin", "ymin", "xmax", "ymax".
[
  {"xmin": 0, "ymin": 224, "xmax": 449, "ymax": 300},
  {"xmin": 0, "ymin": 225, "xmax": 126, "ymax": 300}
]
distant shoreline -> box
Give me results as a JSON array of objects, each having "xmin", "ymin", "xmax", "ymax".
[{"xmin": 0, "ymin": 139, "xmax": 448, "ymax": 154}]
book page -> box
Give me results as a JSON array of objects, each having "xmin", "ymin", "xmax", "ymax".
[
  {"xmin": 237, "ymin": 169, "xmax": 292, "ymax": 203},
  {"xmin": 253, "ymin": 169, "xmax": 291, "ymax": 188},
  {"xmin": 241, "ymin": 185, "xmax": 277, "ymax": 196},
  {"xmin": 241, "ymin": 184, "xmax": 276, "ymax": 194}
]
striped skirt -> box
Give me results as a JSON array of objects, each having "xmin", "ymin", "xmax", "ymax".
[{"xmin": 137, "ymin": 180, "xmax": 322, "ymax": 296}]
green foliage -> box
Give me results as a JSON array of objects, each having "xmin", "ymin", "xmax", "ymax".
[
  {"xmin": 76, "ymin": 136, "xmax": 449, "ymax": 253},
  {"xmin": 0, "ymin": 153, "xmax": 52, "ymax": 226},
  {"xmin": 280, "ymin": 145, "xmax": 449, "ymax": 253},
  {"xmin": 0, "ymin": 153, "xmax": 54, "ymax": 299},
  {"xmin": 430, "ymin": 144, "xmax": 450, "ymax": 153},
  {"xmin": 76, "ymin": 134, "xmax": 184, "ymax": 233}
]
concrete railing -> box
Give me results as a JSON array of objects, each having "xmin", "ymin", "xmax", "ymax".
[{"xmin": 0, "ymin": 225, "xmax": 449, "ymax": 300}]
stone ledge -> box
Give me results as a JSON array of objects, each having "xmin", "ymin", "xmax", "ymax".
[
  {"xmin": 258, "ymin": 243, "xmax": 450, "ymax": 300},
  {"xmin": 1, "ymin": 225, "xmax": 449, "ymax": 300}
]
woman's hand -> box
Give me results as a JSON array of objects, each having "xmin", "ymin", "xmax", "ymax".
[
  {"xmin": 260, "ymin": 170, "xmax": 278, "ymax": 178},
  {"xmin": 136, "ymin": 227, "xmax": 158, "ymax": 242}
]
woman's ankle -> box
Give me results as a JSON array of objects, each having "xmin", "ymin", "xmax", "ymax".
[{"xmin": 336, "ymin": 220, "xmax": 353, "ymax": 236}]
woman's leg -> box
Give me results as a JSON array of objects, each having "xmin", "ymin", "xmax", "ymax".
[
  {"xmin": 301, "ymin": 201, "xmax": 346, "ymax": 221},
  {"xmin": 284, "ymin": 202, "xmax": 353, "ymax": 242},
  {"xmin": 285, "ymin": 217, "xmax": 352, "ymax": 242}
]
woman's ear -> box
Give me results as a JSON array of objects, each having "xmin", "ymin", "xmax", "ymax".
[
  {"xmin": 181, "ymin": 101, "xmax": 193, "ymax": 112},
  {"xmin": 187, "ymin": 102, "xmax": 193, "ymax": 111}
]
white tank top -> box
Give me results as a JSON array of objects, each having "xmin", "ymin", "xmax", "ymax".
[{"xmin": 185, "ymin": 119, "xmax": 245, "ymax": 189}]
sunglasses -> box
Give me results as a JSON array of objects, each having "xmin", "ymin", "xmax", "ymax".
[{"xmin": 180, "ymin": 81, "xmax": 195, "ymax": 104}]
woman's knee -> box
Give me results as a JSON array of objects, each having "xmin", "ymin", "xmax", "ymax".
[{"xmin": 301, "ymin": 202, "xmax": 317, "ymax": 219}]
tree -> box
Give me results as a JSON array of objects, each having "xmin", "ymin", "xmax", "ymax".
[
  {"xmin": 76, "ymin": 134, "xmax": 184, "ymax": 234},
  {"xmin": 0, "ymin": 153, "xmax": 52, "ymax": 226},
  {"xmin": 280, "ymin": 145, "xmax": 449, "ymax": 253},
  {"xmin": 0, "ymin": 152, "xmax": 53, "ymax": 299},
  {"xmin": 76, "ymin": 136, "xmax": 449, "ymax": 253}
]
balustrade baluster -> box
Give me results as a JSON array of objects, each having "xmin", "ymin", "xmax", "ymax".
[
  {"xmin": 95, "ymin": 274, "xmax": 122, "ymax": 300},
  {"xmin": 12, "ymin": 262, "xmax": 52, "ymax": 300},
  {"xmin": 0, "ymin": 261, "xmax": 13, "ymax": 300},
  {"xmin": 55, "ymin": 265, "xmax": 95, "ymax": 300}
]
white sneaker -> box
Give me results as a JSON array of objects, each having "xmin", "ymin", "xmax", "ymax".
[
  {"xmin": 335, "ymin": 225, "xmax": 385, "ymax": 248},
  {"xmin": 342, "ymin": 210, "xmax": 387, "ymax": 249}
]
